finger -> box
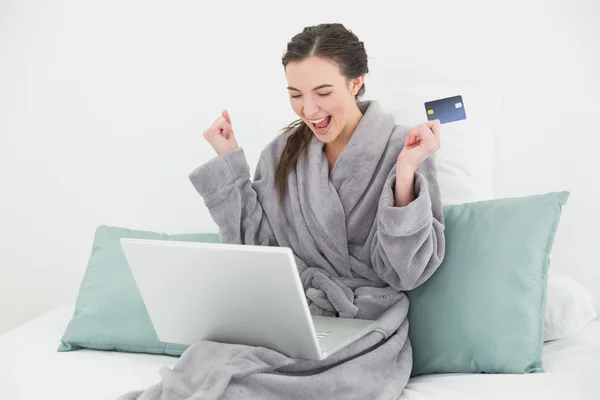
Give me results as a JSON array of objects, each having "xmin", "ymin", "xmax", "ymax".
[
  {"xmin": 425, "ymin": 119, "xmax": 441, "ymax": 138},
  {"xmin": 222, "ymin": 109, "xmax": 232, "ymax": 128},
  {"xmin": 212, "ymin": 117, "xmax": 232, "ymax": 138},
  {"xmin": 411, "ymin": 128, "xmax": 423, "ymax": 145},
  {"xmin": 405, "ymin": 129, "xmax": 414, "ymax": 145},
  {"xmin": 410, "ymin": 133, "xmax": 418, "ymax": 145},
  {"xmin": 408, "ymin": 131, "xmax": 418, "ymax": 146},
  {"xmin": 420, "ymin": 124, "xmax": 435, "ymax": 140},
  {"xmin": 222, "ymin": 119, "xmax": 233, "ymax": 139},
  {"xmin": 419, "ymin": 124, "xmax": 440, "ymax": 151},
  {"xmin": 408, "ymin": 127, "xmax": 419, "ymax": 142},
  {"xmin": 209, "ymin": 116, "xmax": 225, "ymax": 132},
  {"xmin": 405, "ymin": 131, "xmax": 412, "ymax": 146},
  {"xmin": 203, "ymin": 127, "xmax": 222, "ymax": 140}
]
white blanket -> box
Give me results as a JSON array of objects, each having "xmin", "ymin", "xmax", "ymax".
[{"xmin": 1, "ymin": 306, "xmax": 599, "ymax": 400}]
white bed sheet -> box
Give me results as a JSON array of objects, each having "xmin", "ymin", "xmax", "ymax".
[{"xmin": 1, "ymin": 305, "xmax": 599, "ymax": 400}]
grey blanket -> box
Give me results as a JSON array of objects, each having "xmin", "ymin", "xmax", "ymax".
[{"xmin": 118, "ymin": 100, "xmax": 445, "ymax": 400}]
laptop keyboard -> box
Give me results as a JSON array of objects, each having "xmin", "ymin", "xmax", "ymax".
[{"xmin": 316, "ymin": 330, "xmax": 332, "ymax": 341}]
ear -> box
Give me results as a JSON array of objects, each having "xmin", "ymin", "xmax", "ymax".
[{"xmin": 350, "ymin": 74, "xmax": 365, "ymax": 96}]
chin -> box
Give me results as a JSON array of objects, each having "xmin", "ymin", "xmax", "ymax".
[
  {"xmin": 314, "ymin": 133, "xmax": 337, "ymax": 143},
  {"xmin": 310, "ymin": 128, "xmax": 338, "ymax": 143}
]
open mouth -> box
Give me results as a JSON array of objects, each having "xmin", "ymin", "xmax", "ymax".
[{"xmin": 310, "ymin": 115, "xmax": 332, "ymax": 134}]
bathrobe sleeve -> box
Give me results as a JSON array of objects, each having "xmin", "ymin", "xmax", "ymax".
[
  {"xmin": 370, "ymin": 155, "xmax": 446, "ymax": 291},
  {"xmin": 188, "ymin": 147, "xmax": 277, "ymax": 246}
]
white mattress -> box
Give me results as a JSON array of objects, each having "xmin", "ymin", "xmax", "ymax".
[{"xmin": 1, "ymin": 305, "xmax": 599, "ymax": 400}]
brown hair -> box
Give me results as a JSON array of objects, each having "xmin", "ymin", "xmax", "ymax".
[{"xmin": 276, "ymin": 23, "xmax": 369, "ymax": 200}]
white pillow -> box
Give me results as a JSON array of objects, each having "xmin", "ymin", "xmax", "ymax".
[
  {"xmin": 367, "ymin": 74, "xmax": 505, "ymax": 205},
  {"xmin": 545, "ymin": 271, "xmax": 598, "ymax": 341}
]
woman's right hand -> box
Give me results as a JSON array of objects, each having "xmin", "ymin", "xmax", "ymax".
[{"xmin": 203, "ymin": 109, "xmax": 238, "ymax": 156}]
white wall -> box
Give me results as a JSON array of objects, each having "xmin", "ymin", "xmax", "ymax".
[{"xmin": 1, "ymin": 0, "xmax": 599, "ymax": 333}]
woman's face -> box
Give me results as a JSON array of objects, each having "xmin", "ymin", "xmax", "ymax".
[{"xmin": 286, "ymin": 56, "xmax": 363, "ymax": 144}]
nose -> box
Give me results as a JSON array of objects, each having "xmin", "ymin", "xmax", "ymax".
[{"xmin": 302, "ymin": 99, "xmax": 319, "ymax": 119}]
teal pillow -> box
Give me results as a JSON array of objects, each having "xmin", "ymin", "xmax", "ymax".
[
  {"xmin": 58, "ymin": 225, "xmax": 220, "ymax": 355},
  {"xmin": 407, "ymin": 191, "xmax": 570, "ymax": 376}
]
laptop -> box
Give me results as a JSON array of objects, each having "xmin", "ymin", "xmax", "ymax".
[{"xmin": 120, "ymin": 238, "xmax": 378, "ymax": 360}]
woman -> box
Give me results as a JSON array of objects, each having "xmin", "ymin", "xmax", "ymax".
[{"xmin": 124, "ymin": 23, "xmax": 446, "ymax": 400}]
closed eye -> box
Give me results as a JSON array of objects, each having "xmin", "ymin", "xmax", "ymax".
[{"xmin": 290, "ymin": 93, "xmax": 331, "ymax": 99}]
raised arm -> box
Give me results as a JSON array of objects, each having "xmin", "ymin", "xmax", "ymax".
[
  {"xmin": 370, "ymin": 154, "xmax": 445, "ymax": 290},
  {"xmin": 189, "ymin": 109, "xmax": 278, "ymax": 245},
  {"xmin": 188, "ymin": 147, "xmax": 277, "ymax": 246}
]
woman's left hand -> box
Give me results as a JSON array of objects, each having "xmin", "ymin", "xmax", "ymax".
[{"xmin": 397, "ymin": 120, "xmax": 441, "ymax": 172}]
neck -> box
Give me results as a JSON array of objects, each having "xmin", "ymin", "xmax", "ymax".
[{"xmin": 324, "ymin": 102, "xmax": 364, "ymax": 156}]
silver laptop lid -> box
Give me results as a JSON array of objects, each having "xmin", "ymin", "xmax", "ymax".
[{"xmin": 120, "ymin": 238, "xmax": 322, "ymax": 359}]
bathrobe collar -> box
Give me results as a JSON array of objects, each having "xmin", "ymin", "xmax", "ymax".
[{"xmin": 296, "ymin": 100, "xmax": 397, "ymax": 275}]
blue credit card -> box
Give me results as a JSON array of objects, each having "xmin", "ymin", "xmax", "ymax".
[{"xmin": 424, "ymin": 95, "xmax": 467, "ymax": 124}]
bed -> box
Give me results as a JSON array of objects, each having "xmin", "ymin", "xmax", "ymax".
[{"xmin": 1, "ymin": 305, "xmax": 599, "ymax": 400}]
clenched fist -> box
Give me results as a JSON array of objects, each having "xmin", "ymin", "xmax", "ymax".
[
  {"xmin": 203, "ymin": 109, "xmax": 238, "ymax": 156},
  {"xmin": 397, "ymin": 119, "xmax": 441, "ymax": 173}
]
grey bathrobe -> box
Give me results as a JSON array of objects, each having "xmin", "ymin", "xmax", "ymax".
[{"xmin": 119, "ymin": 100, "xmax": 445, "ymax": 400}]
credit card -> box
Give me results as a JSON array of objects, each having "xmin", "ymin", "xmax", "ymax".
[{"xmin": 424, "ymin": 95, "xmax": 466, "ymax": 124}]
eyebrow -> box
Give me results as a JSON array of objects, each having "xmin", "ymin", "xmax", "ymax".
[{"xmin": 287, "ymin": 84, "xmax": 334, "ymax": 92}]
